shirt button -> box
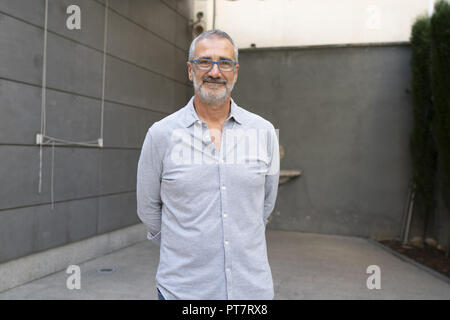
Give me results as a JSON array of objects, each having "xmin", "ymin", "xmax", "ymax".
[
  {"xmin": 225, "ymin": 240, "xmax": 229, "ymax": 245},
  {"xmin": 221, "ymin": 186, "xmax": 226, "ymax": 190},
  {"xmin": 223, "ymin": 214, "xmax": 228, "ymax": 218},
  {"xmin": 226, "ymin": 268, "xmax": 230, "ymax": 272}
]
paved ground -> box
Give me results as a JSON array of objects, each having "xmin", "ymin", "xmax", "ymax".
[{"xmin": 0, "ymin": 229, "xmax": 449, "ymax": 299}]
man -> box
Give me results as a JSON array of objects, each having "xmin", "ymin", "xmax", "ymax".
[{"xmin": 137, "ymin": 29, "xmax": 280, "ymax": 300}]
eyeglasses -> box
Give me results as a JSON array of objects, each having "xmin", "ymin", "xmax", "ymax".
[{"xmin": 190, "ymin": 58, "xmax": 237, "ymax": 72}]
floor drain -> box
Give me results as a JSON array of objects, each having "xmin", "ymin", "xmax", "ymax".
[{"xmin": 97, "ymin": 268, "xmax": 115, "ymax": 274}]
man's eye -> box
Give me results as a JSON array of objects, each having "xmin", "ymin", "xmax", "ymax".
[
  {"xmin": 219, "ymin": 61, "xmax": 233, "ymax": 70},
  {"xmin": 198, "ymin": 60, "xmax": 211, "ymax": 66}
]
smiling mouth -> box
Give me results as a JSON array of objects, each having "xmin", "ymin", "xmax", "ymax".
[
  {"xmin": 204, "ymin": 81, "xmax": 225, "ymax": 84},
  {"xmin": 203, "ymin": 81, "xmax": 225, "ymax": 88}
]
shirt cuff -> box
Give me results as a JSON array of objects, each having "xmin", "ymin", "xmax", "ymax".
[{"xmin": 147, "ymin": 230, "xmax": 161, "ymax": 245}]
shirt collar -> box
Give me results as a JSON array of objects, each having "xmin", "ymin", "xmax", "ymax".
[{"xmin": 183, "ymin": 96, "xmax": 243, "ymax": 128}]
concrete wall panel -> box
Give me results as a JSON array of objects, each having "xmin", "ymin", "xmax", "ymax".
[
  {"xmin": 46, "ymin": 32, "xmax": 103, "ymax": 98},
  {"xmin": 0, "ymin": 146, "xmax": 100, "ymax": 209},
  {"xmin": 0, "ymin": 13, "xmax": 43, "ymax": 84},
  {"xmin": 233, "ymin": 45, "xmax": 413, "ymax": 239},
  {"xmin": 107, "ymin": 9, "xmax": 177, "ymax": 81},
  {"xmin": 108, "ymin": 0, "xmax": 178, "ymax": 46},
  {"xmin": 99, "ymin": 149, "xmax": 140, "ymax": 194},
  {"xmin": 0, "ymin": 0, "xmax": 192, "ymax": 264},
  {"xmin": 0, "ymin": 198, "xmax": 100, "ymax": 262},
  {"xmin": 0, "ymin": 146, "xmax": 51, "ymax": 209},
  {"xmin": 45, "ymin": 89, "xmax": 102, "ymax": 143},
  {"xmin": 0, "ymin": 0, "xmax": 45, "ymax": 27},
  {"xmin": 174, "ymin": 11, "xmax": 191, "ymax": 50},
  {"xmin": 0, "ymin": 206, "xmax": 36, "ymax": 262},
  {"xmin": 0, "ymin": 79, "xmax": 41, "ymax": 144},
  {"xmin": 98, "ymin": 192, "xmax": 138, "ymax": 234},
  {"xmin": 105, "ymin": 56, "xmax": 179, "ymax": 113},
  {"xmin": 103, "ymin": 102, "xmax": 166, "ymax": 149}
]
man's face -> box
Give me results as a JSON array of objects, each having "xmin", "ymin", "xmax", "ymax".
[{"xmin": 187, "ymin": 37, "xmax": 239, "ymax": 106}]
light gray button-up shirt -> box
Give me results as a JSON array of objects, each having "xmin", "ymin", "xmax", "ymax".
[{"xmin": 137, "ymin": 96, "xmax": 280, "ymax": 300}]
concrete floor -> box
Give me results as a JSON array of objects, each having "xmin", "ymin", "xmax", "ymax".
[{"xmin": 0, "ymin": 229, "xmax": 449, "ymax": 299}]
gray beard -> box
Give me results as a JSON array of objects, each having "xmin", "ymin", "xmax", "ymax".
[{"xmin": 193, "ymin": 73, "xmax": 236, "ymax": 106}]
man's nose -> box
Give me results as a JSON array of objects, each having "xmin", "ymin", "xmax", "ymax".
[{"xmin": 207, "ymin": 62, "xmax": 221, "ymax": 76}]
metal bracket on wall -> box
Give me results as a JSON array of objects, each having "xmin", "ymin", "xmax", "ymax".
[
  {"xmin": 278, "ymin": 144, "xmax": 302, "ymax": 184},
  {"xmin": 279, "ymin": 169, "xmax": 302, "ymax": 185}
]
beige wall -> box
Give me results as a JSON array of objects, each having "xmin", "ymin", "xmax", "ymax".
[{"xmin": 193, "ymin": 0, "xmax": 436, "ymax": 48}]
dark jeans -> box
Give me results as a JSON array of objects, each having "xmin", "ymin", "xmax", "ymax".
[{"xmin": 157, "ymin": 288, "xmax": 165, "ymax": 300}]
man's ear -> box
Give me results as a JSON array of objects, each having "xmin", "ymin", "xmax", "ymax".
[{"xmin": 187, "ymin": 62, "xmax": 193, "ymax": 82}]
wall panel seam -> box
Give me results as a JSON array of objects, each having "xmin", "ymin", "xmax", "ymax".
[
  {"xmin": 0, "ymin": 76, "xmax": 175, "ymax": 115},
  {"xmin": 0, "ymin": 190, "xmax": 137, "ymax": 213},
  {"xmin": 90, "ymin": 0, "xmax": 190, "ymax": 50},
  {"xmin": 158, "ymin": 0, "xmax": 191, "ymax": 21},
  {"xmin": 0, "ymin": 11, "xmax": 191, "ymax": 86},
  {"xmin": 0, "ymin": 7, "xmax": 187, "ymax": 53}
]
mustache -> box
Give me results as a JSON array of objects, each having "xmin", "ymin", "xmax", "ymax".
[{"xmin": 202, "ymin": 76, "xmax": 226, "ymax": 84}]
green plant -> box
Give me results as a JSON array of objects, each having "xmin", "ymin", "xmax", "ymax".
[
  {"xmin": 431, "ymin": 0, "xmax": 450, "ymax": 204},
  {"xmin": 409, "ymin": 15, "xmax": 437, "ymax": 239}
]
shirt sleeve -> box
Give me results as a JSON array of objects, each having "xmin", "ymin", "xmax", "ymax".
[
  {"xmin": 136, "ymin": 124, "xmax": 163, "ymax": 245},
  {"xmin": 263, "ymin": 125, "xmax": 280, "ymax": 227}
]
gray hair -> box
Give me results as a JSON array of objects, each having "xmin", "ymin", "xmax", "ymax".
[{"xmin": 188, "ymin": 29, "xmax": 239, "ymax": 63}]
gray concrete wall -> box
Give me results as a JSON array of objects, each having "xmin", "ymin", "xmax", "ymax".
[
  {"xmin": 0, "ymin": 0, "xmax": 192, "ymax": 263},
  {"xmin": 233, "ymin": 44, "xmax": 414, "ymax": 240}
]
